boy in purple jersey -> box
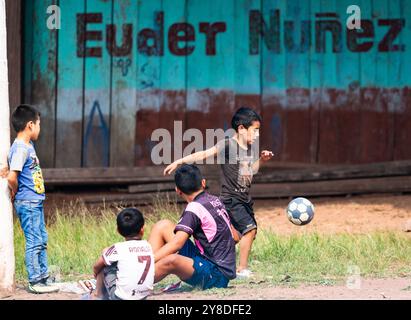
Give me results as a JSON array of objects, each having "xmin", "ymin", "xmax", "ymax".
[{"xmin": 149, "ymin": 164, "xmax": 239, "ymax": 290}]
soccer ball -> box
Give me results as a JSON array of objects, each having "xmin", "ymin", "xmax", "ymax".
[{"xmin": 286, "ymin": 197, "xmax": 314, "ymax": 226}]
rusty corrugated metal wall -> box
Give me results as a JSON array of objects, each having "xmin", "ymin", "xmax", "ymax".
[{"xmin": 24, "ymin": 0, "xmax": 411, "ymax": 168}]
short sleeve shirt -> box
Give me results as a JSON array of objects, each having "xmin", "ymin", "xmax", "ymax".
[
  {"xmin": 102, "ymin": 240, "xmax": 154, "ymax": 300},
  {"xmin": 175, "ymin": 192, "xmax": 236, "ymax": 279},
  {"xmin": 8, "ymin": 139, "xmax": 45, "ymax": 200}
]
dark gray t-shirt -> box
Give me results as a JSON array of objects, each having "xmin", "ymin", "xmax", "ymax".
[{"xmin": 216, "ymin": 138, "xmax": 259, "ymax": 204}]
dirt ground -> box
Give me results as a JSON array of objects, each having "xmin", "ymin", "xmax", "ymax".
[
  {"xmin": 3, "ymin": 277, "xmax": 411, "ymax": 300},
  {"xmin": 3, "ymin": 194, "xmax": 411, "ymax": 300},
  {"xmin": 254, "ymin": 193, "xmax": 411, "ymax": 235}
]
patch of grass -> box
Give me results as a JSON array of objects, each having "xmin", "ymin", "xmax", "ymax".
[
  {"xmin": 13, "ymin": 202, "xmax": 411, "ymax": 285},
  {"xmin": 250, "ymin": 230, "xmax": 411, "ymax": 284}
]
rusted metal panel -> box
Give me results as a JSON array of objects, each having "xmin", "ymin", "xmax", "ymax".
[
  {"xmin": 6, "ymin": 0, "xmax": 22, "ymax": 115},
  {"xmin": 28, "ymin": 0, "xmax": 57, "ymax": 168},
  {"xmin": 394, "ymin": 87, "xmax": 411, "ymax": 160},
  {"xmin": 110, "ymin": 0, "xmax": 138, "ymax": 167},
  {"xmin": 317, "ymin": 88, "xmax": 362, "ymax": 164},
  {"xmin": 82, "ymin": 0, "xmax": 112, "ymax": 167},
  {"xmin": 55, "ymin": 0, "xmax": 85, "ymax": 168}
]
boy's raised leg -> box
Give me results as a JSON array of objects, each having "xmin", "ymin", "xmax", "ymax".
[
  {"xmin": 154, "ymin": 254, "xmax": 195, "ymax": 283},
  {"xmin": 148, "ymin": 219, "xmax": 176, "ymax": 253}
]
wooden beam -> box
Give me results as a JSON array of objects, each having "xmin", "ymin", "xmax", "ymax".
[
  {"xmin": 251, "ymin": 176, "xmax": 411, "ymax": 199},
  {"xmin": 5, "ymin": 0, "xmax": 21, "ymax": 113},
  {"xmin": 128, "ymin": 182, "xmax": 176, "ymax": 194},
  {"xmin": 43, "ymin": 165, "xmax": 220, "ymax": 186},
  {"xmin": 255, "ymin": 161, "xmax": 411, "ymax": 183}
]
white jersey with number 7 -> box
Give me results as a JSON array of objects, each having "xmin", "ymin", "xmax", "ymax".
[{"xmin": 103, "ymin": 240, "xmax": 154, "ymax": 300}]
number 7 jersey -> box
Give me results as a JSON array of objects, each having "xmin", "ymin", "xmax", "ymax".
[{"xmin": 103, "ymin": 240, "xmax": 154, "ymax": 300}]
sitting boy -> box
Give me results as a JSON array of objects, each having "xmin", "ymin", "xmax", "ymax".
[
  {"xmin": 149, "ymin": 164, "xmax": 238, "ymax": 290},
  {"xmin": 91, "ymin": 208, "xmax": 154, "ymax": 300}
]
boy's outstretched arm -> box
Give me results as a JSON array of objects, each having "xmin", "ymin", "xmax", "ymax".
[
  {"xmin": 252, "ymin": 150, "xmax": 274, "ymax": 174},
  {"xmin": 163, "ymin": 146, "xmax": 218, "ymax": 175}
]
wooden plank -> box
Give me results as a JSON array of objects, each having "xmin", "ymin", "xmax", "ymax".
[
  {"xmin": 83, "ymin": 0, "xmax": 112, "ymax": 167},
  {"xmin": 128, "ymin": 180, "xmax": 219, "ymax": 194},
  {"xmin": 62, "ymin": 175, "xmax": 411, "ymax": 205},
  {"xmin": 128, "ymin": 182, "xmax": 176, "ymax": 194},
  {"xmin": 41, "ymin": 160, "xmax": 411, "ymax": 187},
  {"xmin": 234, "ymin": 0, "xmax": 261, "ymax": 107},
  {"xmin": 42, "ymin": 164, "xmax": 220, "ymax": 185},
  {"xmin": 357, "ymin": 0, "xmax": 393, "ymax": 163},
  {"xmin": 250, "ymin": 176, "xmax": 411, "ymax": 198},
  {"xmin": 159, "ymin": 0, "xmax": 186, "ymax": 165},
  {"xmin": 393, "ymin": 0, "xmax": 411, "ymax": 160},
  {"xmin": 260, "ymin": 0, "xmax": 286, "ymax": 161},
  {"xmin": 56, "ymin": 0, "xmax": 85, "ymax": 167},
  {"xmin": 109, "ymin": 0, "xmax": 138, "ymax": 167},
  {"xmin": 255, "ymin": 160, "xmax": 411, "ymax": 183},
  {"xmin": 394, "ymin": 87, "xmax": 411, "ymax": 160},
  {"xmin": 283, "ymin": 1, "xmax": 313, "ymax": 163},
  {"xmin": 135, "ymin": 0, "xmax": 163, "ymax": 166},
  {"xmin": 30, "ymin": 0, "xmax": 58, "ymax": 168},
  {"xmin": 186, "ymin": 0, "xmax": 235, "ymax": 158},
  {"xmin": 316, "ymin": 0, "xmax": 362, "ymax": 164},
  {"xmin": 23, "ymin": 0, "xmax": 33, "ymax": 105},
  {"xmin": 80, "ymin": 192, "xmax": 182, "ymax": 206},
  {"xmin": 6, "ymin": 0, "xmax": 22, "ymax": 112},
  {"xmin": 386, "ymin": 0, "xmax": 402, "ymax": 161}
]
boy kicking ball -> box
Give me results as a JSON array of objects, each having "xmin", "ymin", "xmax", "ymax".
[{"xmin": 164, "ymin": 107, "xmax": 273, "ymax": 278}]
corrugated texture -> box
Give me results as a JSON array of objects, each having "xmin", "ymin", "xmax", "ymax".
[{"xmin": 24, "ymin": 0, "xmax": 411, "ymax": 167}]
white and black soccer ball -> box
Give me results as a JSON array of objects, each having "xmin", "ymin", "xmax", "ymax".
[{"xmin": 286, "ymin": 197, "xmax": 315, "ymax": 226}]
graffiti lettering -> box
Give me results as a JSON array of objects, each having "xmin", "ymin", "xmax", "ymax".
[
  {"xmin": 249, "ymin": 10, "xmax": 405, "ymax": 54},
  {"xmin": 378, "ymin": 19, "xmax": 405, "ymax": 52},
  {"xmin": 77, "ymin": 12, "xmax": 226, "ymax": 57},
  {"xmin": 76, "ymin": 10, "xmax": 405, "ymax": 58}
]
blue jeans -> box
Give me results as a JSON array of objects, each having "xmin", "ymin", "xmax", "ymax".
[{"xmin": 14, "ymin": 200, "xmax": 49, "ymax": 284}]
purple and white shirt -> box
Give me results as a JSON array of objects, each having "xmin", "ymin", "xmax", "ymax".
[{"xmin": 175, "ymin": 192, "xmax": 236, "ymax": 279}]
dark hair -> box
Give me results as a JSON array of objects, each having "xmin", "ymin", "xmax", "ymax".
[
  {"xmin": 11, "ymin": 104, "xmax": 41, "ymax": 132},
  {"xmin": 231, "ymin": 107, "xmax": 262, "ymax": 131},
  {"xmin": 117, "ymin": 208, "xmax": 144, "ymax": 237},
  {"xmin": 175, "ymin": 164, "xmax": 203, "ymax": 195}
]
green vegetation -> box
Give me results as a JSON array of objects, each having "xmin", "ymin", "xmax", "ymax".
[{"xmin": 14, "ymin": 201, "xmax": 411, "ymax": 285}]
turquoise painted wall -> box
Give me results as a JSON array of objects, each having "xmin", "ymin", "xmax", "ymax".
[{"xmin": 24, "ymin": 0, "xmax": 411, "ymax": 167}]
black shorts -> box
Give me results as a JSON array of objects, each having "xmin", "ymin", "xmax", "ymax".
[{"xmin": 222, "ymin": 198, "xmax": 257, "ymax": 235}]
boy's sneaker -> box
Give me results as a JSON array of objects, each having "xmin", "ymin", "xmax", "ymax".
[
  {"xmin": 40, "ymin": 276, "xmax": 57, "ymax": 285},
  {"xmin": 236, "ymin": 269, "xmax": 253, "ymax": 279},
  {"xmin": 28, "ymin": 282, "xmax": 60, "ymax": 294},
  {"xmin": 161, "ymin": 281, "xmax": 182, "ymax": 293}
]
